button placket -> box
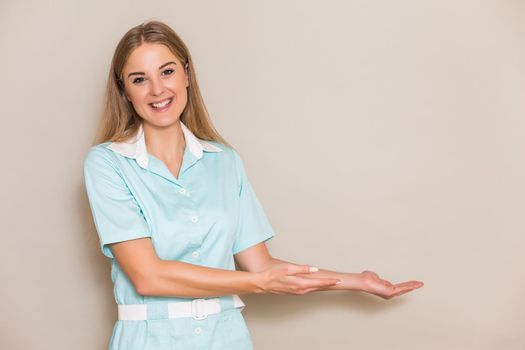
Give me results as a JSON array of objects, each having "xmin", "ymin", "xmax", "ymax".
[{"xmin": 177, "ymin": 184, "xmax": 198, "ymax": 226}]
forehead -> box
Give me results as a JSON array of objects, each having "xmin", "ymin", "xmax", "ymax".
[{"xmin": 124, "ymin": 43, "xmax": 180, "ymax": 71}]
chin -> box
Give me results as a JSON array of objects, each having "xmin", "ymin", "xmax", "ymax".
[{"xmin": 143, "ymin": 115, "xmax": 181, "ymax": 128}]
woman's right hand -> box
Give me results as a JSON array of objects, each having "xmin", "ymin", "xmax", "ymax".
[
  {"xmin": 256, "ymin": 263, "xmax": 341, "ymax": 295},
  {"xmin": 359, "ymin": 270, "xmax": 424, "ymax": 299}
]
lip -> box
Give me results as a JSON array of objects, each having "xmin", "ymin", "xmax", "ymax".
[
  {"xmin": 149, "ymin": 97, "xmax": 174, "ymax": 112},
  {"xmin": 149, "ymin": 97, "xmax": 173, "ymax": 105}
]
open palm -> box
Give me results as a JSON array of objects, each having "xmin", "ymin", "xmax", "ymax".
[{"xmin": 360, "ymin": 270, "xmax": 424, "ymax": 299}]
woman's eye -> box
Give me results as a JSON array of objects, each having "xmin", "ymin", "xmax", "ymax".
[{"xmin": 131, "ymin": 69, "xmax": 173, "ymax": 84}]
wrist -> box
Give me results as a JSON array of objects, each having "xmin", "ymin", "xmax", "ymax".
[
  {"xmin": 250, "ymin": 271, "xmax": 267, "ymax": 294},
  {"xmin": 341, "ymin": 272, "xmax": 367, "ymax": 291}
]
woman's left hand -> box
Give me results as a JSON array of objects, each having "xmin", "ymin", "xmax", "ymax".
[{"xmin": 359, "ymin": 270, "xmax": 424, "ymax": 299}]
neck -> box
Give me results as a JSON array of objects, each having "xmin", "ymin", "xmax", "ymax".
[{"xmin": 143, "ymin": 120, "xmax": 186, "ymax": 163}]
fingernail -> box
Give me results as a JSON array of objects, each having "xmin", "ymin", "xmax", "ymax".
[
  {"xmin": 309, "ymin": 267, "xmax": 319, "ymax": 272},
  {"xmin": 336, "ymin": 281, "xmax": 342, "ymax": 285}
]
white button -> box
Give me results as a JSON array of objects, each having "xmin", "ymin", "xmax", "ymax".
[
  {"xmin": 179, "ymin": 188, "xmax": 186, "ymax": 194},
  {"xmin": 194, "ymin": 327, "xmax": 202, "ymax": 334},
  {"xmin": 191, "ymin": 216, "xmax": 199, "ymax": 223},
  {"xmin": 191, "ymin": 251, "xmax": 200, "ymax": 258}
]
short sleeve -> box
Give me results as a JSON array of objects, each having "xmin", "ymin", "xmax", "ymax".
[
  {"xmin": 83, "ymin": 146, "xmax": 151, "ymax": 258},
  {"xmin": 231, "ymin": 150, "xmax": 276, "ymax": 255}
]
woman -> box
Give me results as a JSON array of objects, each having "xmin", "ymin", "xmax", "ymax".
[{"xmin": 83, "ymin": 20, "xmax": 424, "ymax": 350}]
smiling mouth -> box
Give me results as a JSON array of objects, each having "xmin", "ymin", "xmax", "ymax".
[{"xmin": 149, "ymin": 98, "xmax": 173, "ymax": 109}]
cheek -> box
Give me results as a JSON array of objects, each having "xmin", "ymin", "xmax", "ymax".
[
  {"xmin": 124, "ymin": 88, "xmax": 142, "ymax": 104},
  {"xmin": 171, "ymin": 82, "xmax": 189, "ymax": 102},
  {"xmin": 171, "ymin": 79, "xmax": 187, "ymax": 94},
  {"xmin": 170, "ymin": 74, "xmax": 188, "ymax": 90}
]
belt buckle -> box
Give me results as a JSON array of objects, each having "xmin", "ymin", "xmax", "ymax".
[{"xmin": 191, "ymin": 299, "xmax": 208, "ymax": 320}]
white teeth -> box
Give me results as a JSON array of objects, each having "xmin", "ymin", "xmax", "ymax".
[{"xmin": 151, "ymin": 98, "xmax": 172, "ymax": 108}]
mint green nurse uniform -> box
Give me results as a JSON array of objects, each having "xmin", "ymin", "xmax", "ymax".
[{"xmin": 83, "ymin": 120, "xmax": 275, "ymax": 350}]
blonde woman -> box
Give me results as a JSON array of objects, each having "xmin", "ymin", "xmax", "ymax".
[{"xmin": 83, "ymin": 20, "xmax": 424, "ymax": 350}]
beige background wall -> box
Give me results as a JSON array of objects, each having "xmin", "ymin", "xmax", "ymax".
[{"xmin": 1, "ymin": 0, "xmax": 524, "ymax": 349}]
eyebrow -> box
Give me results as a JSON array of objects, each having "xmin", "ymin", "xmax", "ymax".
[{"xmin": 127, "ymin": 61, "xmax": 177, "ymax": 78}]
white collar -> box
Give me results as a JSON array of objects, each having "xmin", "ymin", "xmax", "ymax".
[{"xmin": 106, "ymin": 121, "xmax": 222, "ymax": 169}]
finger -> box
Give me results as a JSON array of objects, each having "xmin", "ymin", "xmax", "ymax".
[
  {"xmin": 290, "ymin": 275, "xmax": 336, "ymax": 287},
  {"xmin": 389, "ymin": 282, "xmax": 424, "ymax": 296},
  {"xmin": 391, "ymin": 289, "xmax": 414, "ymax": 298},
  {"xmin": 297, "ymin": 277, "xmax": 340, "ymax": 288},
  {"xmin": 390, "ymin": 287, "xmax": 421, "ymax": 298},
  {"xmin": 396, "ymin": 280, "xmax": 424, "ymax": 286},
  {"xmin": 288, "ymin": 264, "xmax": 319, "ymax": 275},
  {"xmin": 393, "ymin": 281, "xmax": 424, "ymax": 290}
]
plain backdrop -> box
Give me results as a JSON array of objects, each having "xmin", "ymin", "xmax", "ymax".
[{"xmin": 1, "ymin": 0, "xmax": 524, "ymax": 349}]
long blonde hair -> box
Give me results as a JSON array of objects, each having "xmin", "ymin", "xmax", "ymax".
[{"xmin": 93, "ymin": 20, "xmax": 231, "ymax": 147}]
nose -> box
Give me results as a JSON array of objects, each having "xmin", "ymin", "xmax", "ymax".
[{"xmin": 149, "ymin": 76, "xmax": 165, "ymax": 96}]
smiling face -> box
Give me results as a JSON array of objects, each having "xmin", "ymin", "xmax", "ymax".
[{"xmin": 121, "ymin": 43, "xmax": 189, "ymax": 128}]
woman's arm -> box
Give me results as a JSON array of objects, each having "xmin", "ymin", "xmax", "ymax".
[
  {"xmin": 110, "ymin": 237, "xmax": 341, "ymax": 298},
  {"xmin": 234, "ymin": 243, "xmax": 424, "ymax": 299}
]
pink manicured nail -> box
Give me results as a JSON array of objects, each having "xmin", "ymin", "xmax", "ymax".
[{"xmin": 309, "ymin": 267, "xmax": 319, "ymax": 272}]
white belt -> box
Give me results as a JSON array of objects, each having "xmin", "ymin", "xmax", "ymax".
[{"xmin": 118, "ymin": 295, "xmax": 245, "ymax": 321}]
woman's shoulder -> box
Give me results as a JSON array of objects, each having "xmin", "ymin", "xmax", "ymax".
[
  {"xmin": 83, "ymin": 142, "xmax": 117, "ymax": 170},
  {"xmin": 202, "ymin": 140, "xmax": 237, "ymax": 158},
  {"xmin": 84, "ymin": 142, "xmax": 114, "ymax": 158},
  {"xmin": 202, "ymin": 140, "xmax": 245, "ymax": 172}
]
